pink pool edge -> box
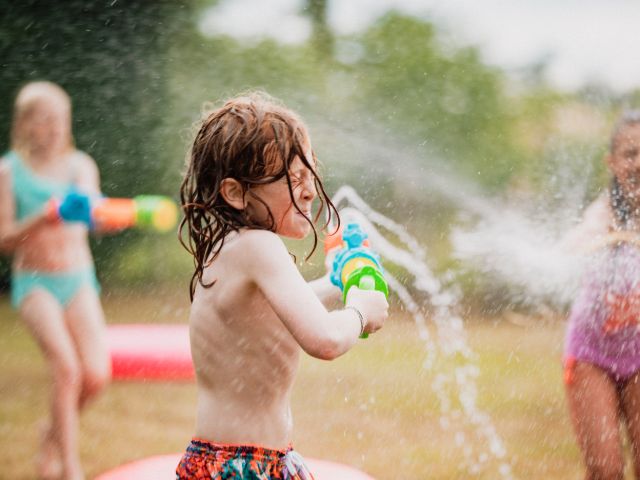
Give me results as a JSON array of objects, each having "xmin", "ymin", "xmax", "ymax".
[
  {"xmin": 95, "ymin": 453, "xmax": 376, "ymax": 480},
  {"xmin": 107, "ymin": 324, "xmax": 194, "ymax": 381}
]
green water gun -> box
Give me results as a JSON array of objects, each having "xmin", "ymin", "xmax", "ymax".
[{"xmin": 327, "ymin": 222, "xmax": 389, "ymax": 338}]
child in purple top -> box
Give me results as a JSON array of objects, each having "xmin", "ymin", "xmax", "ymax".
[{"xmin": 564, "ymin": 110, "xmax": 640, "ymax": 479}]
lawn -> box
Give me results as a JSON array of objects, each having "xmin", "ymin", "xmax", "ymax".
[{"xmin": 0, "ymin": 292, "xmax": 619, "ymax": 479}]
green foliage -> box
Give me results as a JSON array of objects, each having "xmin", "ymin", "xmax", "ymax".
[
  {"xmin": 0, "ymin": 1, "xmax": 194, "ymax": 196},
  {"xmin": 352, "ymin": 13, "xmax": 525, "ymax": 188}
]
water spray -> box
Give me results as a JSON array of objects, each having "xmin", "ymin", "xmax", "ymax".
[{"xmin": 331, "ymin": 185, "xmax": 514, "ymax": 479}]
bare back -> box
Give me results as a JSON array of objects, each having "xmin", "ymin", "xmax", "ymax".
[{"xmin": 189, "ymin": 231, "xmax": 301, "ymax": 449}]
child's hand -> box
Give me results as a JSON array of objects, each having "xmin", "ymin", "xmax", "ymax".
[
  {"xmin": 58, "ymin": 191, "xmax": 93, "ymax": 227},
  {"xmin": 345, "ymin": 286, "xmax": 389, "ymax": 335},
  {"xmin": 44, "ymin": 198, "xmax": 62, "ymax": 224}
]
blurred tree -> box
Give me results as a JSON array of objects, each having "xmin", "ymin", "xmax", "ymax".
[
  {"xmin": 303, "ymin": 0, "xmax": 333, "ymax": 60},
  {"xmin": 0, "ymin": 0, "xmax": 194, "ymax": 195},
  {"xmin": 352, "ymin": 13, "xmax": 527, "ymax": 189}
]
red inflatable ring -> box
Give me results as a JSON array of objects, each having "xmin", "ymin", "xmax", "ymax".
[
  {"xmin": 96, "ymin": 453, "xmax": 375, "ymax": 480},
  {"xmin": 107, "ymin": 324, "xmax": 194, "ymax": 381}
]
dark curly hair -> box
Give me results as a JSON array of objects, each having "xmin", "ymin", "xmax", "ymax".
[{"xmin": 179, "ymin": 92, "xmax": 338, "ymax": 300}]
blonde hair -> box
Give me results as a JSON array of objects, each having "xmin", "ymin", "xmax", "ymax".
[{"xmin": 11, "ymin": 81, "xmax": 73, "ymax": 153}]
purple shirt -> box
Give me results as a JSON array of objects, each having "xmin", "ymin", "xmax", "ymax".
[{"xmin": 565, "ymin": 243, "xmax": 640, "ymax": 380}]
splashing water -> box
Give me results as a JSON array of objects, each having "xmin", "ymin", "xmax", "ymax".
[
  {"xmin": 452, "ymin": 205, "xmax": 586, "ymax": 308},
  {"xmin": 332, "ymin": 185, "xmax": 514, "ymax": 479},
  {"xmin": 314, "ymin": 116, "xmax": 594, "ymax": 309},
  {"xmin": 450, "ymin": 147, "xmax": 600, "ymax": 309}
]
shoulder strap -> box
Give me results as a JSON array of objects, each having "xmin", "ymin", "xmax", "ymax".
[{"xmin": 4, "ymin": 150, "xmax": 22, "ymax": 178}]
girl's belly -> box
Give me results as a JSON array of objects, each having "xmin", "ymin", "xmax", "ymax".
[{"xmin": 13, "ymin": 225, "xmax": 93, "ymax": 271}]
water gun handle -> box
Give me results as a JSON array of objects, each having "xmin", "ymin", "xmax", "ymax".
[
  {"xmin": 357, "ymin": 275, "xmax": 376, "ymax": 339},
  {"xmin": 343, "ymin": 265, "xmax": 389, "ymax": 339}
]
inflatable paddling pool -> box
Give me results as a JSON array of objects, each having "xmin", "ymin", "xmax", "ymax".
[
  {"xmin": 107, "ymin": 324, "xmax": 194, "ymax": 380},
  {"xmin": 96, "ymin": 453, "xmax": 375, "ymax": 480}
]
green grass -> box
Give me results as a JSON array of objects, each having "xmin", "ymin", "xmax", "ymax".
[{"xmin": 0, "ymin": 293, "xmax": 633, "ymax": 479}]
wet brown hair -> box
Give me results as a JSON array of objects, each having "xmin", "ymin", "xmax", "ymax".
[
  {"xmin": 609, "ymin": 110, "xmax": 640, "ymax": 227},
  {"xmin": 179, "ymin": 92, "xmax": 338, "ymax": 300}
]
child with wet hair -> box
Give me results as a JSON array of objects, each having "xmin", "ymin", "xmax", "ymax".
[
  {"xmin": 176, "ymin": 92, "xmax": 388, "ymax": 479},
  {"xmin": 563, "ymin": 110, "xmax": 640, "ymax": 479},
  {"xmin": 0, "ymin": 81, "xmax": 110, "ymax": 480}
]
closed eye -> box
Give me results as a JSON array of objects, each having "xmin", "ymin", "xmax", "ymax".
[
  {"xmin": 289, "ymin": 171, "xmax": 311, "ymax": 187},
  {"xmin": 624, "ymin": 148, "xmax": 639, "ymax": 160}
]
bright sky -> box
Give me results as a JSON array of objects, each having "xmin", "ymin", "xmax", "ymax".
[{"xmin": 200, "ymin": 0, "xmax": 640, "ymax": 93}]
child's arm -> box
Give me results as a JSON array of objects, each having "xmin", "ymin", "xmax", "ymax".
[
  {"xmin": 560, "ymin": 195, "xmax": 610, "ymax": 253},
  {"xmin": 242, "ymin": 230, "xmax": 388, "ymax": 360},
  {"xmin": 308, "ymin": 268, "xmax": 342, "ymax": 309},
  {"xmin": 0, "ymin": 160, "xmax": 59, "ymax": 253},
  {"xmin": 307, "ymin": 246, "xmax": 343, "ymax": 308},
  {"xmin": 70, "ymin": 152, "xmax": 125, "ymax": 234}
]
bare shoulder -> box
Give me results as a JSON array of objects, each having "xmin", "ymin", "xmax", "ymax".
[
  {"xmin": 0, "ymin": 156, "xmax": 11, "ymax": 176},
  {"xmin": 72, "ymin": 150, "xmax": 100, "ymax": 192},
  {"xmin": 73, "ymin": 150, "xmax": 99, "ymax": 175},
  {"xmin": 0, "ymin": 157, "xmax": 14, "ymax": 220},
  {"xmin": 236, "ymin": 229, "xmax": 288, "ymax": 256},
  {"xmin": 233, "ymin": 229, "xmax": 291, "ymax": 272},
  {"xmin": 583, "ymin": 194, "xmax": 611, "ymax": 229},
  {"xmin": 0, "ymin": 156, "xmax": 12, "ymax": 185}
]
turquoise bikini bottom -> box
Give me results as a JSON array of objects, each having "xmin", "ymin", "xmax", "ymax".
[{"xmin": 11, "ymin": 268, "xmax": 101, "ymax": 309}]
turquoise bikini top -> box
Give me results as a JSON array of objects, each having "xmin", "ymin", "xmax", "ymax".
[{"xmin": 6, "ymin": 150, "xmax": 75, "ymax": 221}]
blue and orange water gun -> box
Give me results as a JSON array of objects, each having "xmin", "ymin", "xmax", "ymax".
[
  {"xmin": 49, "ymin": 191, "xmax": 178, "ymax": 233},
  {"xmin": 326, "ymin": 222, "xmax": 389, "ymax": 338}
]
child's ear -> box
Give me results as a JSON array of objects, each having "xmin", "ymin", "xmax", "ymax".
[{"xmin": 220, "ymin": 178, "xmax": 246, "ymax": 210}]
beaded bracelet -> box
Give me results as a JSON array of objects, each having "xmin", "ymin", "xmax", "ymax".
[{"xmin": 345, "ymin": 306, "xmax": 366, "ymax": 337}]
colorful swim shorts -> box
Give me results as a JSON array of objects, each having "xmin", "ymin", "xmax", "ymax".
[{"xmin": 176, "ymin": 438, "xmax": 315, "ymax": 480}]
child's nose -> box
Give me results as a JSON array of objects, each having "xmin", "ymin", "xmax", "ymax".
[{"xmin": 301, "ymin": 179, "xmax": 316, "ymax": 201}]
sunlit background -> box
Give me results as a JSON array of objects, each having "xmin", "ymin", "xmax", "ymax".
[
  {"xmin": 2, "ymin": 1, "xmax": 638, "ymax": 297},
  {"xmin": 1, "ymin": 1, "xmax": 639, "ymax": 479}
]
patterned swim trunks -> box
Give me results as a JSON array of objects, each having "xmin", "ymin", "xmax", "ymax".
[{"xmin": 176, "ymin": 438, "xmax": 315, "ymax": 479}]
